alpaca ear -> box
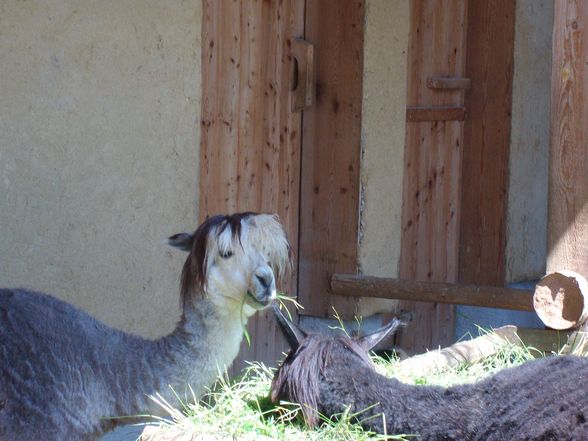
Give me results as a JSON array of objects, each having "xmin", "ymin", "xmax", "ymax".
[
  {"xmin": 357, "ymin": 318, "xmax": 405, "ymax": 352},
  {"xmin": 167, "ymin": 232, "xmax": 194, "ymax": 252},
  {"xmin": 272, "ymin": 303, "xmax": 306, "ymax": 351}
]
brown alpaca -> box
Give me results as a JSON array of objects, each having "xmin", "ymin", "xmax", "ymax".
[{"xmin": 271, "ymin": 305, "xmax": 588, "ymax": 440}]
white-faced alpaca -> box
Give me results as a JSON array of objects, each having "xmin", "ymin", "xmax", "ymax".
[
  {"xmin": 0, "ymin": 212, "xmax": 290, "ymax": 441},
  {"xmin": 271, "ymin": 305, "xmax": 588, "ymax": 440}
]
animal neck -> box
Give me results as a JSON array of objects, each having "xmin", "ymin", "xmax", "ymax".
[
  {"xmin": 113, "ymin": 293, "xmax": 247, "ymax": 416},
  {"xmin": 159, "ymin": 294, "xmax": 246, "ymax": 394},
  {"xmin": 319, "ymin": 360, "xmax": 473, "ymax": 438}
]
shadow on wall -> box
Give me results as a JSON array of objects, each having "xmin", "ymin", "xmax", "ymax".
[{"xmin": 454, "ymin": 281, "xmax": 544, "ymax": 341}]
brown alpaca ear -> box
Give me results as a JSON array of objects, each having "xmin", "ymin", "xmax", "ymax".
[
  {"xmin": 167, "ymin": 232, "xmax": 194, "ymax": 252},
  {"xmin": 272, "ymin": 303, "xmax": 306, "ymax": 351},
  {"xmin": 357, "ymin": 318, "xmax": 405, "ymax": 352}
]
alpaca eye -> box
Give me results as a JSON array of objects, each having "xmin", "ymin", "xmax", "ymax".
[{"xmin": 220, "ymin": 250, "xmax": 233, "ymax": 259}]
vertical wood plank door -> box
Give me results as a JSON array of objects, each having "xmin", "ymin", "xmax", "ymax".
[
  {"xmin": 200, "ymin": 0, "xmax": 304, "ymax": 371},
  {"xmin": 547, "ymin": 0, "xmax": 588, "ymax": 275},
  {"xmin": 459, "ymin": 0, "xmax": 516, "ymax": 287},
  {"xmin": 297, "ymin": 0, "xmax": 365, "ymax": 319},
  {"xmin": 398, "ymin": 0, "xmax": 468, "ymax": 353}
]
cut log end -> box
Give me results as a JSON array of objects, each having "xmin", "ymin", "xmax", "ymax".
[{"xmin": 533, "ymin": 271, "xmax": 588, "ymax": 330}]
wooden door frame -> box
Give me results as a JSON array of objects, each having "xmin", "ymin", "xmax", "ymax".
[{"xmin": 297, "ymin": 0, "xmax": 365, "ymax": 319}]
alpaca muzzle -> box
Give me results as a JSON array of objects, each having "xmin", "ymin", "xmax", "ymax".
[{"xmin": 246, "ymin": 267, "xmax": 277, "ymax": 309}]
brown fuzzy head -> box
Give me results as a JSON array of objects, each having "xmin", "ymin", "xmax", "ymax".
[
  {"xmin": 270, "ymin": 333, "xmax": 373, "ymax": 427},
  {"xmin": 270, "ymin": 304, "xmax": 404, "ymax": 427}
]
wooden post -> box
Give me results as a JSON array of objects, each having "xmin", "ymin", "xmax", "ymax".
[
  {"xmin": 394, "ymin": 326, "xmax": 520, "ymax": 377},
  {"xmin": 534, "ymin": 270, "xmax": 588, "ymax": 330},
  {"xmin": 547, "ymin": 1, "xmax": 588, "ymax": 278}
]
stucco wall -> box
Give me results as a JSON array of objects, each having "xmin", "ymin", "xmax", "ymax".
[
  {"xmin": 357, "ymin": 0, "xmax": 408, "ymax": 316},
  {"xmin": 0, "ymin": 0, "xmax": 201, "ymax": 338},
  {"xmin": 506, "ymin": 0, "xmax": 553, "ymax": 283}
]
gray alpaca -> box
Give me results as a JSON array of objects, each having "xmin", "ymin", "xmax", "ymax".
[
  {"xmin": 271, "ymin": 305, "xmax": 588, "ymax": 440},
  {"xmin": 0, "ymin": 212, "xmax": 291, "ymax": 441}
]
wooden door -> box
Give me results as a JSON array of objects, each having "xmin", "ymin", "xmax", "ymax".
[
  {"xmin": 297, "ymin": 0, "xmax": 364, "ymax": 319},
  {"xmin": 200, "ymin": 0, "xmax": 304, "ymax": 370},
  {"xmin": 397, "ymin": 1, "xmax": 469, "ymax": 352},
  {"xmin": 200, "ymin": 0, "xmax": 366, "ymax": 371},
  {"xmin": 460, "ymin": 0, "xmax": 516, "ymax": 287},
  {"xmin": 397, "ymin": 0, "xmax": 516, "ymax": 353}
]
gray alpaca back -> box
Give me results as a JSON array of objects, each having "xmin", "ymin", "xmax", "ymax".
[{"xmin": 0, "ymin": 288, "xmax": 165, "ymax": 440}]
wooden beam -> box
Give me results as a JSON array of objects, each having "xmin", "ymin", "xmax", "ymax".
[
  {"xmin": 534, "ymin": 270, "xmax": 588, "ymax": 330},
  {"xmin": 406, "ymin": 106, "xmax": 466, "ymax": 122},
  {"xmin": 394, "ymin": 326, "xmax": 572, "ymax": 376},
  {"xmin": 331, "ymin": 274, "xmax": 534, "ymax": 312},
  {"xmin": 394, "ymin": 326, "xmax": 519, "ymax": 375},
  {"xmin": 547, "ymin": 0, "xmax": 588, "ymax": 277},
  {"xmin": 426, "ymin": 77, "xmax": 471, "ymax": 90},
  {"xmin": 516, "ymin": 327, "xmax": 572, "ymax": 354}
]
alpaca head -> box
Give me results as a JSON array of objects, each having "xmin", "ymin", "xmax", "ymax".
[
  {"xmin": 270, "ymin": 304, "xmax": 404, "ymax": 426},
  {"xmin": 168, "ymin": 213, "xmax": 291, "ymax": 315}
]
